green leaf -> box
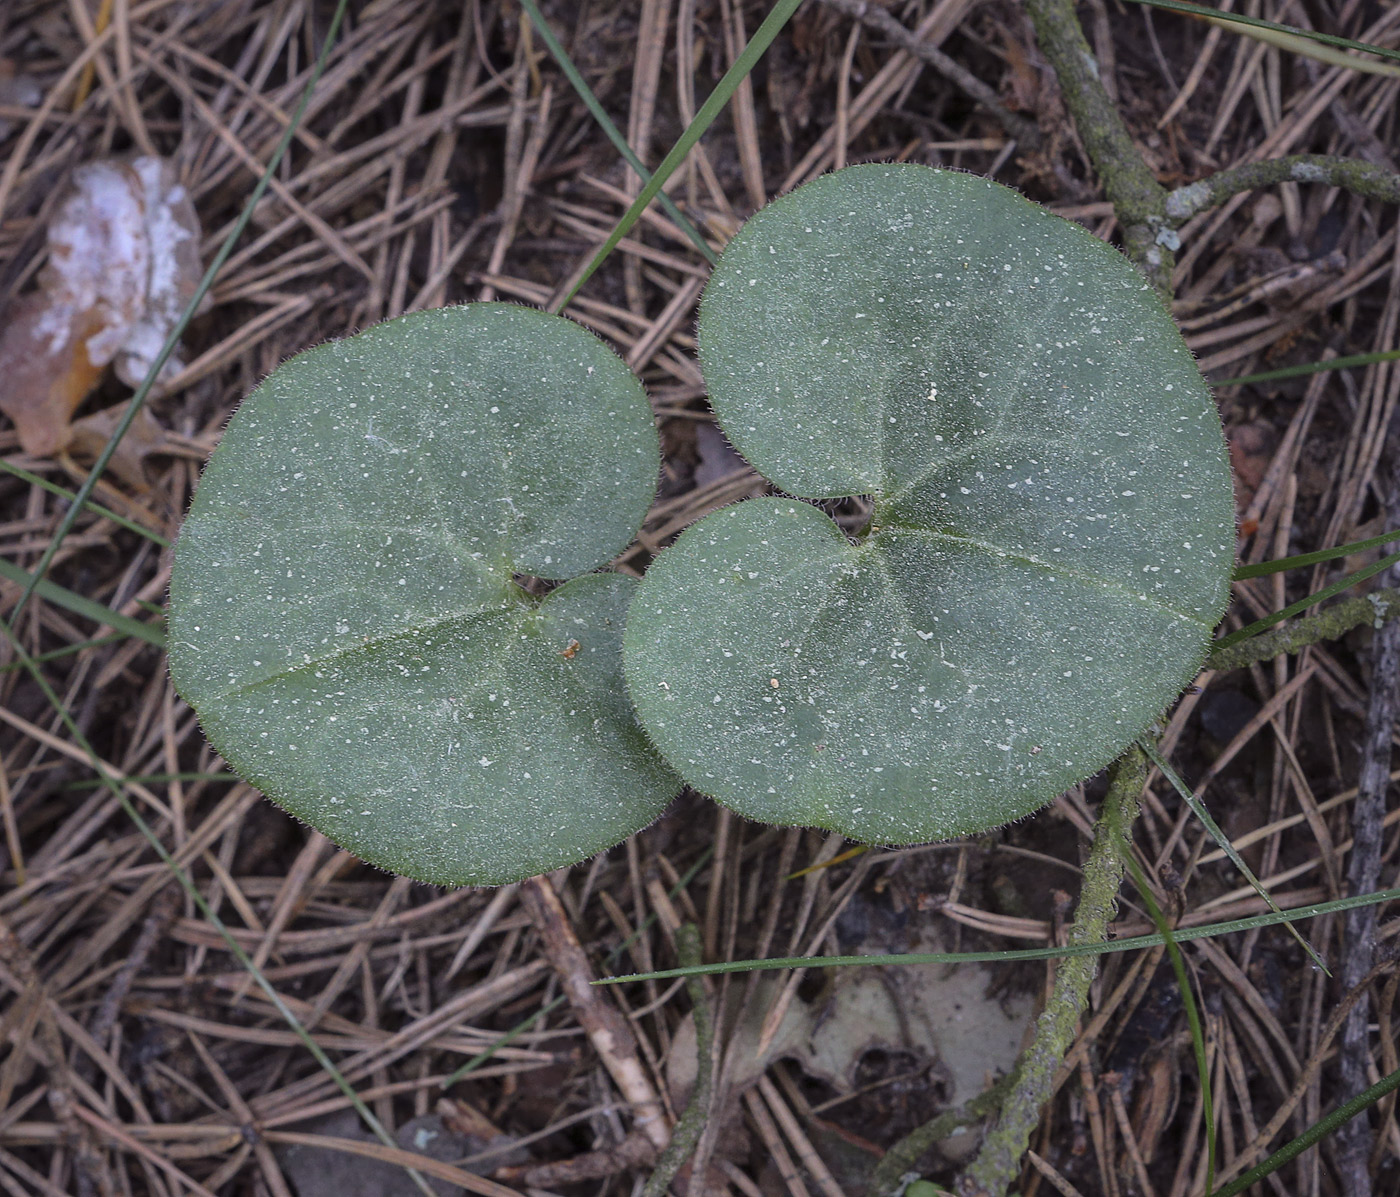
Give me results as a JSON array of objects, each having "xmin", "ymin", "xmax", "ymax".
[
  {"xmin": 170, "ymin": 303, "xmax": 678, "ymax": 886},
  {"xmin": 625, "ymin": 165, "xmax": 1236, "ymax": 845}
]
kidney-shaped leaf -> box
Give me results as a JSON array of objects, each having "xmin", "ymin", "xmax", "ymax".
[
  {"xmin": 625, "ymin": 165, "xmax": 1235, "ymax": 845},
  {"xmin": 170, "ymin": 304, "xmax": 678, "ymax": 886}
]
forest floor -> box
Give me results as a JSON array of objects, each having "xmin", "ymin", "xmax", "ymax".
[{"xmin": 2, "ymin": 1, "xmax": 1400, "ymax": 1195}]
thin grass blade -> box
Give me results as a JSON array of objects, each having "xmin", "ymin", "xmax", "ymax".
[
  {"xmin": 517, "ymin": 0, "xmax": 717, "ymax": 265},
  {"xmin": 1125, "ymin": 0, "xmax": 1400, "ymax": 65},
  {"xmin": 555, "ymin": 0, "xmax": 805, "ymax": 312},
  {"xmin": 1216, "ymin": 548, "xmax": 1400, "ymax": 650},
  {"xmin": 0, "ymin": 633, "xmax": 128, "ymax": 671},
  {"xmin": 1216, "ymin": 348, "xmax": 1400, "ymax": 388},
  {"xmin": 63, "ymin": 771, "xmax": 236, "ymax": 790},
  {"xmin": 0, "ymin": 557, "xmax": 164, "ymax": 646},
  {"xmin": 0, "ymin": 460, "xmax": 169, "ymax": 546},
  {"xmin": 789, "ymin": 844, "xmax": 869, "ymax": 879},
  {"xmin": 1210, "ymin": 1063, "xmax": 1400, "ymax": 1197},
  {"xmin": 1194, "ymin": 11, "xmax": 1400, "ymax": 76},
  {"xmin": 1126, "ymin": 853, "xmax": 1215, "ymax": 1192},
  {"xmin": 1235, "ymin": 528, "xmax": 1400, "ymax": 580},
  {"xmin": 596, "ymin": 885, "xmax": 1399, "ymax": 984},
  {"xmin": 1139, "ymin": 736, "xmax": 1326, "ymax": 971}
]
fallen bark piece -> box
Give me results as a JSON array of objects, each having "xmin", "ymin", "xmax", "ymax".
[
  {"xmin": 520, "ymin": 875, "xmax": 672, "ymax": 1152},
  {"xmin": 0, "ymin": 155, "xmax": 202, "ymax": 457}
]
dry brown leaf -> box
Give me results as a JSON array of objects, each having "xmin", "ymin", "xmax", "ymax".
[
  {"xmin": 0, "ymin": 293, "xmax": 107, "ymax": 456},
  {"xmin": 0, "ymin": 155, "xmax": 202, "ymax": 458},
  {"xmin": 68, "ymin": 399, "xmax": 175, "ymax": 493}
]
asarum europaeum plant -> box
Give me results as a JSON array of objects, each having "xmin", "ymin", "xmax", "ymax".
[{"xmin": 168, "ymin": 164, "xmax": 1236, "ymax": 887}]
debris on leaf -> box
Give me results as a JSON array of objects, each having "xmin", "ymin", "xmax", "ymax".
[
  {"xmin": 0, "ymin": 155, "xmax": 202, "ymax": 457},
  {"xmin": 0, "ymin": 292, "xmax": 107, "ymax": 456}
]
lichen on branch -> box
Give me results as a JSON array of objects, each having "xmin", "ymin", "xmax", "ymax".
[
  {"xmin": 1024, "ymin": 0, "xmax": 1174, "ymax": 300},
  {"xmin": 1166, "ymin": 153, "xmax": 1400, "ymax": 222},
  {"xmin": 957, "ymin": 748, "xmax": 1147, "ymax": 1197}
]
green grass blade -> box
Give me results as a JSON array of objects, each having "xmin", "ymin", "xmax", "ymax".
[
  {"xmin": 1215, "ymin": 348, "xmax": 1400, "ymax": 388},
  {"xmin": 1215, "ymin": 548, "xmax": 1400, "ymax": 650},
  {"xmin": 595, "ymin": 885, "xmax": 1399, "ymax": 984},
  {"xmin": 0, "ymin": 461, "xmax": 169, "ymax": 547},
  {"xmin": 1210, "ymin": 1063, "xmax": 1400, "ymax": 1196},
  {"xmin": 5, "ymin": 0, "xmax": 350, "ymax": 631},
  {"xmin": 517, "ymin": 0, "xmax": 717, "ymax": 266},
  {"xmin": 1126, "ymin": 854, "xmax": 1215, "ymax": 1192},
  {"xmin": 1235, "ymin": 528, "xmax": 1400, "ymax": 580},
  {"xmin": 1124, "ymin": 0, "xmax": 1400, "ymax": 65},
  {"xmin": 1139, "ymin": 737, "xmax": 1326, "ymax": 972},
  {"xmin": 1237, "ymin": 536, "xmax": 1399, "ymax": 581},
  {"xmin": 0, "ymin": 633, "xmax": 128, "ymax": 671},
  {"xmin": 0, "ymin": 556, "xmax": 165, "ymax": 646},
  {"xmin": 555, "ymin": 0, "xmax": 805, "ymax": 312}
]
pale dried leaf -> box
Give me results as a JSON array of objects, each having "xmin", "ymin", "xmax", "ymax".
[
  {"xmin": 110, "ymin": 157, "xmax": 202, "ymax": 388},
  {"xmin": 0, "ymin": 293, "xmax": 106, "ymax": 456},
  {"xmin": 68, "ymin": 400, "xmax": 174, "ymax": 492},
  {"xmin": 0, "ymin": 155, "xmax": 202, "ymax": 457}
]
